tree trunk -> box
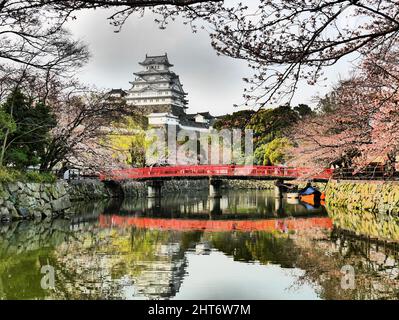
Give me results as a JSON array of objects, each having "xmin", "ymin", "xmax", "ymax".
[
  {"xmin": 385, "ymin": 151, "xmax": 396, "ymax": 178},
  {"xmin": 0, "ymin": 128, "xmax": 9, "ymax": 166}
]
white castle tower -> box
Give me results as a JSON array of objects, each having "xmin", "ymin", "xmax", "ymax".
[{"xmin": 126, "ymin": 54, "xmax": 188, "ymax": 116}]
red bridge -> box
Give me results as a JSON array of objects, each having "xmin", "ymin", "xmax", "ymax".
[{"xmin": 99, "ymin": 165, "xmax": 333, "ymax": 181}]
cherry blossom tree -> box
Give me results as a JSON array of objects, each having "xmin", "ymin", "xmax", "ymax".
[
  {"xmin": 357, "ymin": 47, "xmax": 399, "ymax": 175},
  {"xmin": 289, "ymin": 44, "xmax": 399, "ymax": 176},
  {"xmin": 3, "ymin": 1, "xmax": 399, "ymax": 106},
  {"xmin": 39, "ymin": 80, "xmax": 130, "ymax": 172}
]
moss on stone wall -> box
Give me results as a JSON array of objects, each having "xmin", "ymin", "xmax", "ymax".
[
  {"xmin": 327, "ymin": 205, "xmax": 399, "ymax": 241},
  {"xmin": 325, "ymin": 180, "xmax": 399, "ymax": 241},
  {"xmin": 326, "ymin": 180, "xmax": 399, "ymax": 214}
]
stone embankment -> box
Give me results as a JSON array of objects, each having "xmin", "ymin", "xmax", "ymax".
[
  {"xmin": 221, "ymin": 180, "xmax": 274, "ymax": 189},
  {"xmin": 0, "ymin": 178, "xmax": 211, "ymax": 222},
  {"xmin": 68, "ymin": 179, "xmax": 119, "ymax": 201},
  {"xmin": 325, "ymin": 180, "xmax": 399, "ymax": 214},
  {"xmin": 0, "ymin": 179, "xmax": 121, "ymax": 222},
  {"xmin": 325, "ymin": 180, "xmax": 399, "ymax": 241},
  {"xmin": 0, "ymin": 181, "xmax": 71, "ymax": 222}
]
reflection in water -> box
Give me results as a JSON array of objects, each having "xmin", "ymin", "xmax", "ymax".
[
  {"xmin": 99, "ymin": 215, "xmax": 333, "ymax": 232},
  {"xmin": 327, "ymin": 204, "xmax": 399, "ymax": 242},
  {"xmin": 0, "ymin": 190, "xmax": 398, "ymax": 300},
  {"xmin": 113, "ymin": 189, "xmax": 327, "ymax": 219}
]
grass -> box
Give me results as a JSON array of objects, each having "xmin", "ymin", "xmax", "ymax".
[{"xmin": 0, "ymin": 167, "xmax": 57, "ymax": 183}]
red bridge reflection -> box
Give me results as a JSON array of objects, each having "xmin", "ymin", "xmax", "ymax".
[{"xmin": 99, "ymin": 215, "xmax": 333, "ymax": 232}]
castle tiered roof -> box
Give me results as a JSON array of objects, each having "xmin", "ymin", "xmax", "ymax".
[
  {"xmin": 139, "ymin": 54, "xmax": 173, "ymax": 67},
  {"xmin": 126, "ymin": 53, "xmax": 188, "ymax": 112}
]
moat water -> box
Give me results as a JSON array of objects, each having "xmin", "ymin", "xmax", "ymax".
[{"xmin": 0, "ymin": 190, "xmax": 398, "ymax": 300}]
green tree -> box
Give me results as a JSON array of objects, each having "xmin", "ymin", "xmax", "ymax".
[
  {"xmin": 213, "ymin": 110, "xmax": 256, "ymax": 130},
  {"xmin": 0, "ymin": 109, "xmax": 16, "ymax": 141},
  {"xmin": 294, "ymin": 104, "xmax": 313, "ymax": 118},
  {"xmin": 105, "ymin": 115, "xmax": 153, "ymax": 167},
  {"xmin": 0, "ymin": 108, "xmax": 17, "ymax": 167},
  {"xmin": 254, "ymin": 138, "xmax": 293, "ymax": 165},
  {"xmin": 247, "ymin": 105, "xmax": 299, "ymax": 147},
  {"xmin": 1, "ymin": 89, "xmax": 56, "ymax": 169},
  {"xmin": 214, "ymin": 105, "xmax": 307, "ymax": 166}
]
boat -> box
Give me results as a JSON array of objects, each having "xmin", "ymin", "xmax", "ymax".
[
  {"xmin": 300, "ymin": 194, "xmax": 317, "ymax": 206},
  {"xmin": 299, "ymin": 186, "xmax": 322, "ymax": 206}
]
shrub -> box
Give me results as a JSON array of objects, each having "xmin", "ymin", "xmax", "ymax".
[
  {"xmin": 0, "ymin": 167, "xmax": 57, "ymax": 183},
  {"xmin": 0, "ymin": 167, "xmax": 22, "ymax": 183},
  {"xmin": 24, "ymin": 171, "xmax": 57, "ymax": 183}
]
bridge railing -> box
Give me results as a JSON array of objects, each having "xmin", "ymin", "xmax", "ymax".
[{"xmin": 99, "ymin": 165, "xmax": 334, "ymax": 181}]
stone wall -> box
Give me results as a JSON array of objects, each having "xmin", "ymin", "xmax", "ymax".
[
  {"xmin": 69, "ymin": 178, "xmax": 328, "ymax": 200},
  {"xmin": 325, "ymin": 180, "xmax": 399, "ymax": 241},
  {"xmin": 162, "ymin": 179, "xmax": 209, "ymax": 192},
  {"xmin": 325, "ymin": 180, "xmax": 399, "ymax": 214},
  {"xmin": 221, "ymin": 180, "xmax": 275, "ymax": 190},
  {"xmin": 121, "ymin": 179, "xmax": 209, "ymax": 195},
  {"xmin": 0, "ymin": 181, "xmax": 71, "ymax": 222},
  {"xmin": 121, "ymin": 180, "xmax": 146, "ymax": 197},
  {"xmin": 68, "ymin": 179, "xmax": 114, "ymax": 201},
  {"xmin": 0, "ymin": 180, "xmax": 116, "ymax": 222}
]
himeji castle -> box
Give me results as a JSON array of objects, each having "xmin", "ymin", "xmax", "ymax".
[
  {"xmin": 127, "ymin": 53, "xmax": 188, "ymax": 116},
  {"xmin": 108, "ymin": 54, "xmax": 217, "ymax": 132}
]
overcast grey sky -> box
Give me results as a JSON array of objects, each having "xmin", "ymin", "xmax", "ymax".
[{"xmin": 67, "ymin": 8, "xmax": 354, "ymax": 116}]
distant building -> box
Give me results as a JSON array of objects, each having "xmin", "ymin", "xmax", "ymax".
[
  {"xmin": 108, "ymin": 88, "xmax": 127, "ymax": 99},
  {"xmin": 110, "ymin": 53, "xmax": 218, "ymax": 132},
  {"xmin": 186, "ymin": 112, "xmax": 216, "ymax": 126}
]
